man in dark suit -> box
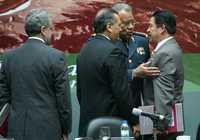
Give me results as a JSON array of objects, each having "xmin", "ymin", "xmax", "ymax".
[
  {"xmin": 143, "ymin": 10, "xmax": 184, "ymax": 140},
  {"xmin": 112, "ymin": 3, "xmax": 160, "ymax": 137},
  {"xmin": 77, "ymin": 8, "xmax": 135, "ymax": 137},
  {"xmin": 0, "ymin": 9, "xmax": 72, "ymax": 140},
  {"xmin": 197, "ymin": 123, "xmax": 200, "ymax": 140}
]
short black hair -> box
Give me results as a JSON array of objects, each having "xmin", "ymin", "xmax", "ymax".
[
  {"xmin": 93, "ymin": 8, "xmax": 118, "ymax": 34},
  {"xmin": 152, "ymin": 10, "xmax": 176, "ymax": 35}
]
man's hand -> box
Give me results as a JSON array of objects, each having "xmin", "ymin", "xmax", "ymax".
[
  {"xmin": 133, "ymin": 62, "xmax": 160, "ymax": 78},
  {"xmin": 132, "ymin": 124, "xmax": 140, "ymax": 138},
  {"xmin": 153, "ymin": 128, "xmax": 168, "ymax": 136},
  {"xmin": 63, "ymin": 134, "xmax": 68, "ymax": 140}
]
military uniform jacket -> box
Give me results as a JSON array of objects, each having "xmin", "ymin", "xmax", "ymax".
[{"xmin": 116, "ymin": 33, "xmax": 150, "ymax": 109}]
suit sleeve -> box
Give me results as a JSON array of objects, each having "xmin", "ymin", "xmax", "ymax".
[
  {"xmin": 153, "ymin": 53, "xmax": 176, "ymax": 129},
  {"xmin": 0, "ymin": 54, "xmax": 11, "ymax": 109},
  {"xmin": 104, "ymin": 48, "xmax": 136, "ymax": 124},
  {"xmin": 76, "ymin": 56, "xmax": 81, "ymax": 104},
  {"xmin": 52, "ymin": 53, "xmax": 72, "ymax": 135}
]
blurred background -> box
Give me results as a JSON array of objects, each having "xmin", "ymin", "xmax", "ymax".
[{"xmin": 0, "ymin": 0, "xmax": 199, "ymax": 140}]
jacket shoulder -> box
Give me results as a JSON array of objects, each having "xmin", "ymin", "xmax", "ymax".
[
  {"xmin": 47, "ymin": 47, "xmax": 64, "ymax": 56},
  {"xmin": 133, "ymin": 31, "xmax": 148, "ymax": 38},
  {"xmin": 133, "ymin": 32, "xmax": 149, "ymax": 44}
]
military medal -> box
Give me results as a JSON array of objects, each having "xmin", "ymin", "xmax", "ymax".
[{"xmin": 137, "ymin": 47, "xmax": 145, "ymax": 55}]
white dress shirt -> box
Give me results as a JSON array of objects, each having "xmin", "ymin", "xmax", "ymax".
[{"xmin": 28, "ymin": 36, "xmax": 45, "ymax": 43}]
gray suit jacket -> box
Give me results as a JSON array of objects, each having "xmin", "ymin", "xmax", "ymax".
[
  {"xmin": 0, "ymin": 38, "xmax": 72, "ymax": 140},
  {"xmin": 143, "ymin": 37, "xmax": 184, "ymax": 129}
]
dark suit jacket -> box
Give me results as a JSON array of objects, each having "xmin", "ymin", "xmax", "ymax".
[
  {"xmin": 77, "ymin": 34, "xmax": 135, "ymax": 137},
  {"xmin": 0, "ymin": 38, "xmax": 72, "ymax": 140}
]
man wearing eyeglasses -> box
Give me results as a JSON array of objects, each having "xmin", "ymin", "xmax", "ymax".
[{"xmin": 112, "ymin": 3, "xmax": 160, "ymax": 139}]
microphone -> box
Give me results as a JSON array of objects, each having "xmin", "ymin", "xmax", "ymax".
[{"xmin": 132, "ymin": 108, "xmax": 165, "ymax": 121}]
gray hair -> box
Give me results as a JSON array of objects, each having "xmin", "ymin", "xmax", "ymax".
[
  {"xmin": 25, "ymin": 9, "xmax": 51, "ymax": 36},
  {"xmin": 93, "ymin": 8, "xmax": 118, "ymax": 34},
  {"xmin": 111, "ymin": 3, "xmax": 133, "ymax": 12}
]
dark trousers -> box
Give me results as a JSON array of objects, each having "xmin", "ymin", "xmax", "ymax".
[{"xmin": 142, "ymin": 132, "xmax": 182, "ymax": 140}]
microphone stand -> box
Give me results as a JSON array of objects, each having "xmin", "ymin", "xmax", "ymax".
[
  {"xmin": 151, "ymin": 118, "xmax": 158, "ymax": 140},
  {"xmin": 132, "ymin": 108, "xmax": 165, "ymax": 140},
  {"xmin": 143, "ymin": 116, "xmax": 163, "ymax": 140},
  {"xmin": 153, "ymin": 131, "xmax": 157, "ymax": 140}
]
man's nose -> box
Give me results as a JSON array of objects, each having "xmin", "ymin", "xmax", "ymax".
[
  {"xmin": 127, "ymin": 23, "xmax": 134, "ymax": 29},
  {"xmin": 119, "ymin": 26, "xmax": 122, "ymax": 32},
  {"xmin": 147, "ymin": 27, "xmax": 150, "ymax": 33}
]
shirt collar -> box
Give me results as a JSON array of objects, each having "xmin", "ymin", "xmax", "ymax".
[
  {"xmin": 119, "ymin": 36, "xmax": 134, "ymax": 48},
  {"xmin": 98, "ymin": 33, "xmax": 111, "ymax": 41},
  {"xmin": 130, "ymin": 36, "xmax": 135, "ymax": 42},
  {"xmin": 154, "ymin": 36, "xmax": 173, "ymax": 52},
  {"xmin": 28, "ymin": 37, "xmax": 45, "ymax": 43}
]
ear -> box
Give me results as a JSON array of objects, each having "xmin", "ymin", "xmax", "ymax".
[
  {"xmin": 40, "ymin": 26, "xmax": 46, "ymax": 35},
  {"xmin": 160, "ymin": 24, "xmax": 166, "ymax": 34},
  {"xmin": 106, "ymin": 23, "xmax": 113, "ymax": 33}
]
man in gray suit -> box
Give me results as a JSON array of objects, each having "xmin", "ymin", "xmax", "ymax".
[
  {"xmin": 143, "ymin": 10, "xmax": 184, "ymax": 140},
  {"xmin": 0, "ymin": 9, "xmax": 72, "ymax": 140}
]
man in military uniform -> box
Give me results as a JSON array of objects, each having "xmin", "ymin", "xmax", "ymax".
[{"xmin": 112, "ymin": 3, "xmax": 160, "ymax": 138}]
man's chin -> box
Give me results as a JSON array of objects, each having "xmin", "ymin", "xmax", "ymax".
[
  {"xmin": 147, "ymin": 36, "xmax": 154, "ymax": 42},
  {"xmin": 45, "ymin": 40, "xmax": 52, "ymax": 46},
  {"xmin": 120, "ymin": 35, "xmax": 131, "ymax": 42},
  {"xmin": 148, "ymin": 37, "xmax": 152, "ymax": 42}
]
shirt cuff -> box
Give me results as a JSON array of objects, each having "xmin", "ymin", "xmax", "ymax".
[{"xmin": 128, "ymin": 69, "xmax": 134, "ymax": 81}]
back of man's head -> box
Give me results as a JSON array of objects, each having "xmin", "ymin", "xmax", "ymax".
[
  {"xmin": 93, "ymin": 8, "xmax": 118, "ymax": 34},
  {"xmin": 152, "ymin": 10, "xmax": 176, "ymax": 35},
  {"xmin": 25, "ymin": 9, "xmax": 50, "ymax": 37}
]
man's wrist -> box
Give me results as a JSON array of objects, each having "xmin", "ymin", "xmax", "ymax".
[
  {"xmin": 132, "ymin": 69, "xmax": 137, "ymax": 78},
  {"xmin": 63, "ymin": 134, "xmax": 68, "ymax": 140}
]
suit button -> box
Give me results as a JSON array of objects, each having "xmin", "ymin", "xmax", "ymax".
[{"xmin": 128, "ymin": 59, "xmax": 132, "ymax": 63}]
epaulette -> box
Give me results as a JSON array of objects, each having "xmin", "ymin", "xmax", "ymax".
[
  {"xmin": 133, "ymin": 31, "xmax": 148, "ymax": 38},
  {"xmin": 91, "ymin": 33, "xmax": 96, "ymax": 37},
  {"xmin": 87, "ymin": 33, "xmax": 96, "ymax": 41}
]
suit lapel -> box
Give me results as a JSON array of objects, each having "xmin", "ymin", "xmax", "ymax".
[
  {"xmin": 149, "ymin": 38, "xmax": 177, "ymax": 66},
  {"xmin": 155, "ymin": 37, "xmax": 176, "ymax": 53}
]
